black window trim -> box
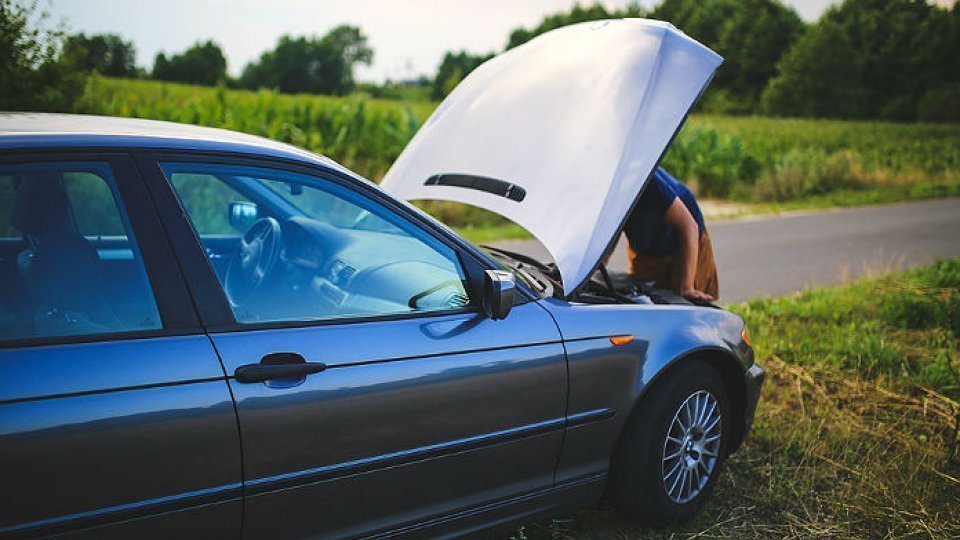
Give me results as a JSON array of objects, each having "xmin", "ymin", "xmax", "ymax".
[
  {"xmin": 134, "ymin": 149, "xmax": 535, "ymax": 334},
  {"xmin": 0, "ymin": 150, "xmax": 202, "ymax": 350}
]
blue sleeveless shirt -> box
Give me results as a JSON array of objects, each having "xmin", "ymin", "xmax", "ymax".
[{"xmin": 624, "ymin": 168, "xmax": 705, "ymax": 257}]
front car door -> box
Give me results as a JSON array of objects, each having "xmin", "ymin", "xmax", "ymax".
[
  {"xmin": 0, "ymin": 154, "xmax": 242, "ymax": 537},
  {"xmin": 145, "ymin": 156, "xmax": 568, "ymax": 538}
]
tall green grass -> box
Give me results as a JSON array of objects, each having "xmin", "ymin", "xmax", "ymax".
[
  {"xmin": 76, "ymin": 77, "xmax": 960, "ymax": 222},
  {"xmin": 664, "ymin": 116, "xmax": 960, "ymax": 201},
  {"xmin": 76, "ymin": 77, "xmax": 434, "ymax": 180}
]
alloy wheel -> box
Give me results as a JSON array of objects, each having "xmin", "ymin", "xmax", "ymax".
[{"xmin": 660, "ymin": 390, "xmax": 722, "ymax": 504}]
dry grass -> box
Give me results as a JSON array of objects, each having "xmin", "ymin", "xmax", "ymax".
[{"xmin": 510, "ymin": 260, "xmax": 960, "ymax": 539}]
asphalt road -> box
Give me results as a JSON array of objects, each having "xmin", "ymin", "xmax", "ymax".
[{"xmin": 493, "ymin": 198, "xmax": 960, "ymax": 304}]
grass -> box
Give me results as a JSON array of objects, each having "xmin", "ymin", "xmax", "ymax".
[
  {"xmin": 73, "ymin": 77, "xmax": 960, "ymax": 239},
  {"xmin": 75, "ymin": 76, "xmax": 435, "ymax": 181},
  {"xmin": 513, "ymin": 259, "xmax": 960, "ymax": 539},
  {"xmin": 666, "ymin": 116, "xmax": 960, "ymax": 203},
  {"xmin": 454, "ymin": 223, "xmax": 532, "ymax": 244}
]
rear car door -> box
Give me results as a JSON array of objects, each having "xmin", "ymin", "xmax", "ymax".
[
  {"xmin": 0, "ymin": 154, "xmax": 242, "ymax": 538},
  {"xmin": 145, "ymin": 156, "xmax": 568, "ymax": 539}
]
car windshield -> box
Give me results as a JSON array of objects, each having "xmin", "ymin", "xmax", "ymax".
[{"xmin": 259, "ymin": 178, "xmax": 403, "ymax": 235}]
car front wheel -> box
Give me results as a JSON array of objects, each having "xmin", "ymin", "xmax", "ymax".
[{"xmin": 608, "ymin": 359, "xmax": 730, "ymax": 526}]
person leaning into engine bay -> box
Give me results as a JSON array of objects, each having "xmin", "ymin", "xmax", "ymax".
[{"xmin": 610, "ymin": 167, "xmax": 719, "ymax": 302}]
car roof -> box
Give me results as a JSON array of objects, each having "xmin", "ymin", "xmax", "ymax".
[{"xmin": 0, "ymin": 112, "xmax": 348, "ymax": 172}]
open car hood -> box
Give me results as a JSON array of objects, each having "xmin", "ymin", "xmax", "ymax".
[{"xmin": 381, "ymin": 19, "xmax": 722, "ymax": 296}]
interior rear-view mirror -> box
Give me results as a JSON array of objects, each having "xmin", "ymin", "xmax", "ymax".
[{"xmin": 229, "ymin": 201, "xmax": 259, "ymax": 231}]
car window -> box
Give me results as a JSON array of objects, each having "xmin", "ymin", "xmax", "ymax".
[
  {"xmin": 0, "ymin": 162, "xmax": 162, "ymax": 342},
  {"xmin": 0, "ymin": 175, "xmax": 17, "ymax": 239},
  {"xmin": 261, "ymin": 179, "xmax": 403, "ymax": 234},
  {"xmin": 162, "ymin": 162, "xmax": 472, "ymax": 324},
  {"xmin": 63, "ymin": 171, "xmax": 127, "ymax": 237},
  {"xmin": 170, "ymin": 173, "xmax": 253, "ymax": 235}
]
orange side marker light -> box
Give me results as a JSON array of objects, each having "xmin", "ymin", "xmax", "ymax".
[{"xmin": 609, "ymin": 335, "xmax": 634, "ymax": 346}]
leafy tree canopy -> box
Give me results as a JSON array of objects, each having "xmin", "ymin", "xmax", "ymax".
[
  {"xmin": 153, "ymin": 40, "xmax": 227, "ymax": 86},
  {"xmin": 64, "ymin": 33, "xmax": 138, "ymax": 77},
  {"xmin": 762, "ymin": 0, "xmax": 960, "ymax": 122},
  {"xmin": 456, "ymin": 1, "xmax": 803, "ymax": 113},
  {"xmin": 0, "ymin": 0, "xmax": 84, "ymax": 111},
  {"xmin": 431, "ymin": 51, "xmax": 493, "ymax": 100},
  {"xmin": 652, "ymin": 0, "xmax": 805, "ymax": 113},
  {"xmin": 240, "ymin": 25, "xmax": 373, "ymax": 95},
  {"xmin": 505, "ymin": 3, "xmax": 647, "ymax": 50},
  {"xmin": 429, "ymin": 3, "xmax": 644, "ymax": 100}
]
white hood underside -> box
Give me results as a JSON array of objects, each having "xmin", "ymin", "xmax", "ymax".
[{"xmin": 381, "ymin": 19, "xmax": 722, "ymax": 296}]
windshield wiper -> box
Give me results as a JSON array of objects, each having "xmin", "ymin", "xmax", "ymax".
[
  {"xmin": 479, "ymin": 245, "xmax": 556, "ymax": 296},
  {"xmin": 514, "ymin": 265, "xmax": 547, "ymax": 293},
  {"xmin": 480, "ymin": 245, "xmax": 550, "ymax": 271}
]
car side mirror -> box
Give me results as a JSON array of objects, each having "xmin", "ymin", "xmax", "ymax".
[
  {"xmin": 482, "ymin": 270, "xmax": 515, "ymax": 320},
  {"xmin": 229, "ymin": 201, "xmax": 259, "ymax": 231}
]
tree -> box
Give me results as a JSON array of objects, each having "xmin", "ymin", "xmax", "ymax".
[
  {"xmin": 241, "ymin": 25, "xmax": 372, "ymax": 95},
  {"xmin": 0, "ymin": 0, "xmax": 84, "ymax": 111},
  {"xmin": 652, "ymin": 0, "xmax": 805, "ymax": 113},
  {"xmin": 153, "ymin": 40, "xmax": 227, "ymax": 86},
  {"xmin": 760, "ymin": 19, "xmax": 867, "ymax": 118},
  {"xmin": 506, "ymin": 3, "xmax": 647, "ymax": 49},
  {"xmin": 496, "ymin": 1, "xmax": 803, "ymax": 113},
  {"xmin": 762, "ymin": 0, "xmax": 960, "ymax": 121},
  {"xmin": 428, "ymin": 3, "xmax": 644, "ymax": 101},
  {"xmin": 431, "ymin": 51, "xmax": 493, "ymax": 100},
  {"xmin": 64, "ymin": 33, "xmax": 137, "ymax": 77}
]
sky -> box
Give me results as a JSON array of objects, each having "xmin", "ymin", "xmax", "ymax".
[{"xmin": 46, "ymin": 0, "xmax": 840, "ymax": 82}]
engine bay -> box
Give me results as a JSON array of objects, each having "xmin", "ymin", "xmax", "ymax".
[{"xmin": 482, "ymin": 246, "xmax": 700, "ymax": 307}]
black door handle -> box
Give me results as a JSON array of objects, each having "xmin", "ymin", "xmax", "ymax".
[{"xmin": 234, "ymin": 352, "xmax": 328, "ymax": 383}]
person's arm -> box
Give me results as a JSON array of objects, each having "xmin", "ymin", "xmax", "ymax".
[{"xmin": 663, "ymin": 197, "xmax": 714, "ymax": 302}]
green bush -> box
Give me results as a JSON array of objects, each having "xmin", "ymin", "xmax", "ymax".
[
  {"xmin": 752, "ymin": 148, "xmax": 867, "ymax": 201},
  {"xmin": 660, "ymin": 126, "xmax": 761, "ymax": 198},
  {"xmin": 918, "ymin": 85, "xmax": 960, "ymax": 124}
]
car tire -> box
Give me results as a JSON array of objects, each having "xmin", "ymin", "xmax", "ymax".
[{"xmin": 608, "ymin": 358, "xmax": 730, "ymax": 526}]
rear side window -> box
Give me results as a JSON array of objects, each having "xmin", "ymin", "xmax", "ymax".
[
  {"xmin": 63, "ymin": 172, "xmax": 126, "ymax": 236},
  {"xmin": 0, "ymin": 162, "xmax": 161, "ymax": 343},
  {"xmin": 0, "ymin": 175, "xmax": 16, "ymax": 239}
]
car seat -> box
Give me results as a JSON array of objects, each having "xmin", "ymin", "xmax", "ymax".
[{"xmin": 11, "ymin": 173, "xmax": 121, "ymax": 336}]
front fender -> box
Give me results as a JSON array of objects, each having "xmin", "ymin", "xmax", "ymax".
[{"xmin": 536, "ymin": 298, "xmax": 752, "ymax": 483}]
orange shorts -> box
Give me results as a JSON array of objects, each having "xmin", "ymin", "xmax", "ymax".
[{"xmin": 627, "ymin": 228, "xmax": 720, "ymax": 300}]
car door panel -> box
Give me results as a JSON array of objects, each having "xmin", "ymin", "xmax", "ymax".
[
  {"xmin": 213, "ymin": 303, "xmax": 566, "ymax": 538},
  {"xmin": 244, "ymin": 431, "xmax": 562, "ymax": 540},
  {"xmin": 58, "ymin": 499, "xmax": 242, "ymax": 540},
  {"xmin": 0, "ymin": 336, "xmax": 242, "ymax": 536},
  {"xmin": 0, "ymin": 335, "xmax": 225, "ymax": 402},
  {"xmin": 146, "ymin": 157, "xmax": 570, "ymax": 537},
  {"xmin": 0, "ymin": 154, "xmax": 242, "ymax": 537}
]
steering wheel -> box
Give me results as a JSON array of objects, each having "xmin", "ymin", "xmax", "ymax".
[{"xmin": 225, "ymin": 217, "xmax": 283, "ymax": 308}]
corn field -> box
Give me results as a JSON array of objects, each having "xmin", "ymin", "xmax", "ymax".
[
  {"xmin": 77, "ymin": 77, "xmax": 960, "ymax": 213},
  {"xmin": 76, "ymin": 76, "xmax": 434, "ymax": 181}
]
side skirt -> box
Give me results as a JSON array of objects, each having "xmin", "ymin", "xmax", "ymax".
[{"xmin": 367, "ymin": 473, "xmax": 607, "ymax": 539}]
